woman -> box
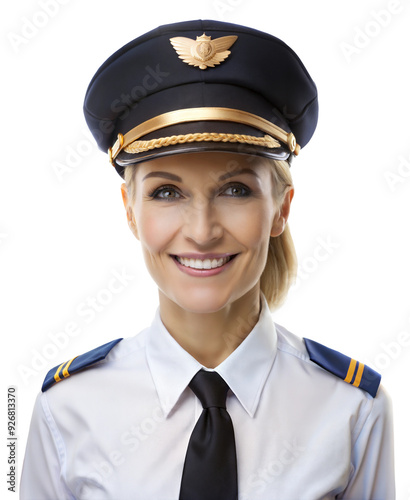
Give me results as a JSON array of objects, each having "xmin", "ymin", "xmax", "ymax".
[{"xmin": 21, "ymin": 19, "xmax": 395, "ymax": 499}]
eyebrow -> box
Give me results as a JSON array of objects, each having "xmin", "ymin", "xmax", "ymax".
[
  {"xmin": 141, "ymin": 167, "xmax": 259, "ymax": 183},
  {"xmin": 218, "ymin": 168, "xmax": 260, "ymax": 181},
  {"xmin": 142, "ymin": 171, "xmax": 183, "ymax": 182}
]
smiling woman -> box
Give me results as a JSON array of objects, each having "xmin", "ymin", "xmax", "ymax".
[
  {"xmin": 123, "ymin": 153, "xmax": 296, "ymax": 313},
  {"xmin": 121, "ymin": 152, "xmax": 295, "ymax": 366},
  {"xmin": 20, "ymin": 19, "xmax": 395, "ymax": 500}
]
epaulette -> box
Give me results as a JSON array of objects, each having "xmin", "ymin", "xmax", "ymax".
[
  {"xmin": 42, "ymin": 338, "xmax": 123, "ymax": 392},
  {"xmin": 304, "ymin": 338, "xmax": 381, "ymax": 398}
]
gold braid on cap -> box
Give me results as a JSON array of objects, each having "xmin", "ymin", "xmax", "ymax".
[
  {"xmin": 108, "ymin": 107, "xmax": 300, "ymax": 166},
  {"xmin": 125, "ymin": 132, "xmax": 280, "ymax": 153}
]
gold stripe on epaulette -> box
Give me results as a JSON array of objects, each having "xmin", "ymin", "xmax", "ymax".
[
  {"xmin": 62, "ymin": 356, "xmax": 79, "ymax": 378},
  {"xmin": 54, "ymin": 362, "xmax": 66, "ymax": 383},
  {"xmin": 344, "ymin": 359, "xmax": 357, "ymax": 384},
  {"xmin": 352, "ymin": 362, "xmax": 365, "ymax": 388}
]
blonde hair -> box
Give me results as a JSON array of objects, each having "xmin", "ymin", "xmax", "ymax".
[
  {"xmin": 260, "ymin": 159, "xmax": 297, "ymax": 310},
  {"xmin": 124, "ymin": 157, "xmax": 297, "ymax": 311}
]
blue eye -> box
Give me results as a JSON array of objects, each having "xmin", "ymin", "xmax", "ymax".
[
  {"xmin": 148, "ymin": 183, "xmax": 251, "ymax": 200},
  {"xmin": 222, "ymin": 184, "xmax": 251, "ymax": 197},
  {"xmin": 149, "ymin": 185, "xmax": 181, "ymax": 200}
]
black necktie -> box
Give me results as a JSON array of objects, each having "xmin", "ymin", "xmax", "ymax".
[{"xmin": 179, "ymin": 369, "xmax": 238, "ymax": 500}]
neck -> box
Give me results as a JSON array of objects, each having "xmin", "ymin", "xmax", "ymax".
[{"xmin": 158, "ymin": 286, "xmax": 262, "ymax": 368}]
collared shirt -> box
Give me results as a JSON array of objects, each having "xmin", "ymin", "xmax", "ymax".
[{"xmin": 20, "ymin": 295, "xmax": 395, "ymax": 500}]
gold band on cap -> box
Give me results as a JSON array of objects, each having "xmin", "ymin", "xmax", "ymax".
[
  {"xmin": 125, "ymin": 132, "xmax": 280, "ymax": 154},
  {"xmin": 108, "ymin": 107, "xmax": 299, "ymax": 165}
]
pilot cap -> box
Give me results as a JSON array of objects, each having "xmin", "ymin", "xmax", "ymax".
[{"xmin": 84, "ymin": 19, "xmax": 318, "ymax": 178}]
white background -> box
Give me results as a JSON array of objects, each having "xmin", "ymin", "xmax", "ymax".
[{"xmin": 1, "ymin": 0, "xmax": 409, "ymax": 498}]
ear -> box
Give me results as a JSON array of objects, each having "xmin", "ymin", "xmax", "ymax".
[
  {"xmin": 270, "ymin": 187, "xmax": 294, "ymax": 237},
  {"xmin": 121, "ymin": 183, "xmax": 139, "ymax": 240}
]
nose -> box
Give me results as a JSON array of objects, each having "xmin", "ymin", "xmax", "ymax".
[{"xmin": 181, "ymin": 196, "xmax": 223, "ymax": 246}]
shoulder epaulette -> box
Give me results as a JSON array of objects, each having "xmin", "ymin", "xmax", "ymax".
[
  {"xmin": 42, "ymin": 338, "xmax": 123, "ymax": 392},
  {"xmin": 304, "ymin": 338, "xmax": 381, "ymax": 398}
]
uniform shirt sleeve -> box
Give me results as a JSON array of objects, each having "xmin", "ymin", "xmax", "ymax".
[
  {"xmin": 20, "ymin": 392, "xmax": 74, "ymax": 500},
  {"xmin": 338, "ymin": 384, "xmax": 395, "ymax": 500}
]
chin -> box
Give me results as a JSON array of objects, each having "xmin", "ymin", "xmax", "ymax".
[{"xmin": 165, "ymin": 286, "xmax": 240, "ymax": 315}]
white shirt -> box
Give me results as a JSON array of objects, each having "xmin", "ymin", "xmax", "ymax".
[{"xmin": 20, "ymin": 295, "xmax": 395, "ymax": 500}]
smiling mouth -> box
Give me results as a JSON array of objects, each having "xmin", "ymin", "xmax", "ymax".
[{"xmin": 172, "ymin": 254, "xmax": 238, "ymax": 270}]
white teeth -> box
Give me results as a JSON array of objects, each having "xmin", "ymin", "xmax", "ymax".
[{"xmin": 176, "ymin": 256, "xmax": 232, "ymax": 269}]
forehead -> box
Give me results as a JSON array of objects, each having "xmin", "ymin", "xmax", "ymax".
[{"xmin": 136, "ymin": 152, "xmax": 270, "ymax": 181}]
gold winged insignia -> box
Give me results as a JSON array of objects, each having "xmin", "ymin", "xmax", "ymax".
[{"xmin": 170, "ymin": 33, "xmax": 238, "ymax": 70}]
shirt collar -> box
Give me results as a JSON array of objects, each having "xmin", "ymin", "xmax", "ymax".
[{"xmin": 146, "ymin": 293, "xmax": 277, "ymax": 418}]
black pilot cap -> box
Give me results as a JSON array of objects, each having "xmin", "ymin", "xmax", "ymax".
[{"xmin": 83, "ymin": 19, "xmax": 318, "ymax": 178}]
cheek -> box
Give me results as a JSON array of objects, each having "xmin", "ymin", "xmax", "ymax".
[
  {"xmin": 136, "ymin": 206, "xmax": 179, "ymax": 252},
  {"xmin": 225, "ymin": 204, "xmax": 273, "ymax": 249}
]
